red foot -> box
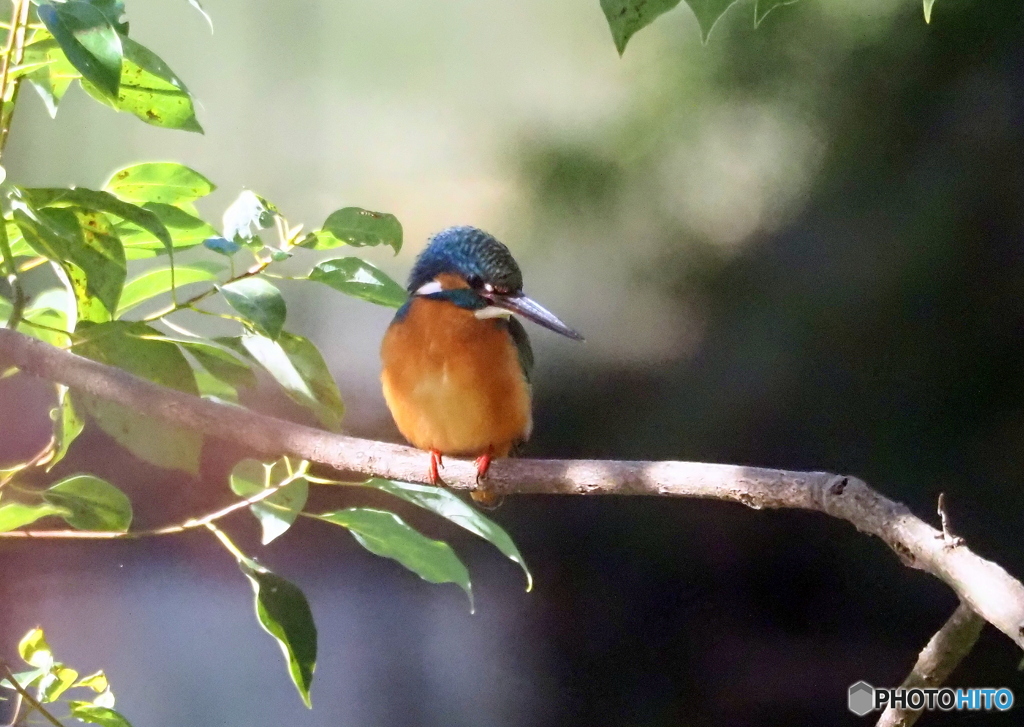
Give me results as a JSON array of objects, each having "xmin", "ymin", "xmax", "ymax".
[
  {"xmin": 428, "ymin": 449, "xmax": 444, "ymax": 485},
  {"xmin": 474, "ymin": 453, "xmax": 492, "ymax": 482}
]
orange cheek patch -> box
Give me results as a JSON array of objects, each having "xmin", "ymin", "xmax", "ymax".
[{"xmin": 435, "ymin": 272, "xmax": 470, "ymax": 290}]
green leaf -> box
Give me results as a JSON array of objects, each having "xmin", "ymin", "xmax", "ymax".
[
  {"xmin": 42, "ymin": 475, "xmax": 132, "ymax": 532},
  {"xmin": 116, "ymin": 261, "xmax": 223, "ymax": 316},
  {"xmin": 22, "ymin": 31, "xmax": 81, "ymax": 117},
  {"xmin": 41, "ymin": 666, "xmax": 79, "ymax": 702},
  {"xmin": 923, "ymin": 0, "xmax": 936, "ymax": 23},
  {"xmin": 222, "ymin": 190, "xmax": 278, "ymax": 243},
  {"xmin": 50, "ymin": 387, "xmax": 85, "ymax": 470},
  {"xmin": 754, "ymin": 0, "xmax": 798, "ymax": 26},
  {"xmin": 307, "ymin": 258, "xmax": 407, "ymax": 308},
  {"xmin": 0, "ymin": 501, "xmax": 68, "ymax": 532},
  {"xmin": 179, "ymin": 340, "xmax": 257, "ymax": 392},
  {"xmin": 220, "ymin": 277, "xmax": 286, "ymax": 339},
  {"xmin": 601, "ymin": 0, "xmax": 681, "ymax": 54},
  {"xmin": 1, "ymin": 667, "xmax": 47, "ymax": 691},
  {"xmin": 13, "ymin": 206, "xmax": 126, "ymax": 320},
  {"xmin": 17, "ymin": 290, "xmax": 73, "ymax": 351},
  {"xmin": 684, "ymin": 0, "xmax": 740, "ymax": 40},
  {"xmin": 37, "ymin": 0, "xmax": 122, "ymax": 99},
  {"xmin": 19, "ymin": 187, "xmax": 174, "ymax": 254},
  {"xmin": 68, "ymin": 703, "xmax": 133, "ymax": 727},
  {"xmin": 233, "ymin": 333, "xmax": 343, "ymax": 430},
  {"xmin": 277, "ymin": 332, "xmax": 344, "ymax": 429},
  {"xmin": 118, "ymin": 203, "xmax": 218, "ymax": 259},
  {"xmin": 365, "ymin": 479, "xmax": 532, "ymax": 590},
  {"xmin": 73, "ymin": 321, "xmax": 201, "ymax": 473},
  {"xmin": 18, "ymin": 628, "xmax": 54, "ymax": 669},
  {"xmin": 86, "ymin": 0, "xmax": 128, "ymax": 35},
  {"xmin": 104, "ymin": 163, "xmax": 215, "ymax": 206},
  {"xmin": 241, "ymin": 565, "xmax": 317, "ymax": 708},
  {"xmin": 230, "ymin": 459, "xmax": 309, "ymax": 545},
  {"xmin": 302, "ymin": 207, "xmax": 403, "ymax": 252},
  {"xmin": 74, "ymin": 672, "xmax": 109, "ymax": 693},
  {"xmin": 317, "ymin": 508, "xmax": 473, "ymax": 610},
  {"xmin": 81, "ymin": 37, "xmax": 202, "ymax": 132}
]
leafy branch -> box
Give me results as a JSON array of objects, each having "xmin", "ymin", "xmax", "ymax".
[{"xmin": 601, "ymin": 0, "xmax": 945, "ymax": 51}]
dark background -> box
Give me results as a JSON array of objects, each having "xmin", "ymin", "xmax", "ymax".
[{"xmin": 3, "ymin": 0, "xmax": 1024, "ymax": 724}]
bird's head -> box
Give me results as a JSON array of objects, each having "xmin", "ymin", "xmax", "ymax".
[{"xmin": 408, "ymin": 226, "xmax": 583, "ymax": 340}]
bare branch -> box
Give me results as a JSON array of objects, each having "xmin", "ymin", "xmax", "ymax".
[
  {"xmin": 2, "ymin": 327, "xmax": 1024, "ymax": 653},
  {"xmin": 875, "ymin": 602, "xmax": 986, "ymax": 727}
]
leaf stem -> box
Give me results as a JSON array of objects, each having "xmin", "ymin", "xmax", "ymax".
[{"xmin": 141, "ymin": 256, "xmax": 273, "ymax": 323}]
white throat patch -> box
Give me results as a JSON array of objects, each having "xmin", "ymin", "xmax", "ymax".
[
  {"xmin": 474, "ymin": 306, "xmax": 512, "ymax": 319},
  {"xmin": 414, "ymin": 280, "xmax": 443, "ymax": 296}
]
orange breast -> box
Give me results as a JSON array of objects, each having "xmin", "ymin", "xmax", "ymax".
[{"xmin": 380, "ymin": 297, "xmax": 532, "ymax": 457}]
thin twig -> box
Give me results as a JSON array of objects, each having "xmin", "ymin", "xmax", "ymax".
[
  {"xmin": 0, "ymin": 469, "xmax": 300, "ymax": 539},
  {"xmin": 875, "ymin": 602, "xmax": 986, "ymax": 727},
  {"xmin": 0, "ymin": 326, "xmax": 1023, "ymax": 654},
  {"xmin": 0, "ymin": 662, "xmax": 65, "ymax": 727},
  {"xmin": 0, "ymin": 0, "xmax": 32, "ymax": 160}
]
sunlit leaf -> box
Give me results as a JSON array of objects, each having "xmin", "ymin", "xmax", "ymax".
[
  {"xmin": 40, "ymin": 666, "xmax": 79, "ymax": 702},
  {"xmin": 22, "ymin": 31, "xmax": 81, "ymax": 117},
  {"xmin": 68, "ymin": 703, "xmax": 133, "ymax": 727},
  {"xmin": 317, "ymin": 508, "xmax": 473, "ymax": 610},
  {"xmin": 73, "ymin": 671, "xmax": 109, "ymax": 693},
  {"xmin": 104, "ymin": 163, "xmax": 215, "ymax": 206},
  {"xmin": 277, "ymin": 332, "xmax": 343, "ymax": 430},
  {"xmin": 230, "ymin": 459, "xmax": 309, "ymax": 544},
  {"xmin": 118, "ymin": 204, "xmax": 218, "ymax": 259},
  {"xmin": 241, "ymin": 565, "xmax": 317, "ymax": 707},
  {"xmin": 301, "ymin": 207, "xmax": 403, "ymax": 252},
  {"xmin": 231, "ymin": 333, "xmax": 342, "ymax": 429},
  {"xmin": 37, "ymin": 0, "xmax": 122, "ymax": 99},
  {"xmin": 0, "ymin": 502, "xmax": 67, "ymax": 532},
  {"xmin": 116, "ymin": 261, "xmax": 223, "ymax": 316},
  {"xmin": 19, "ymin": 187, "xmax": 173, "ymax": 254},
  {"xmin": 42, "ymin": 475, "xmax": 132, "ymax": 532},
  {"xmin": 923, "ymin": 0, "xmax": 936, "ymax": 23},
  {"xmin": 0, "ymin": 667, "xmax": 47, "ymax": 690},
  {"xmin": 13, "ymin": 206, "xmax": 126, "ymax": 319},
  {"xmin": 18, "ymin": 628, "xmax": 54, "ymax": 669},
  {"xmin": 308, "ymin": 257, "xmax": 407, "ymax": 308},
  {"xmin": 73, "ymin": 321, "xmax": 201, "ymax": 473},
  {"xmin": 365, "ymin": 479, "xmax": 532, "ymax": 590},
  {"xmin": 178, "ymin": 340, "xmax": 257, "ymax": 392},
  {"xmin": 81, "ymin": 37, "xmax": 202, "ymax": 132},
  {"xmin": 220, "ymin": 277, "xmax": 286, "ymax": 339}
]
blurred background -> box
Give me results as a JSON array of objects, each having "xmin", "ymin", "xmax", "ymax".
[{"xmin": 3, "ymin": 0, "xmax": 1024, "ymax": 724}]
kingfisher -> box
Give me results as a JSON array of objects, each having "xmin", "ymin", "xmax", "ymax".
[{"xmin": 381, "ymin": 226, "xmax": 583, "ymax": 505}]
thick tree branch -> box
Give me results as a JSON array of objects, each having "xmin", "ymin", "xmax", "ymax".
[
  {"xmin": 2, "ymin": 327, "xmax": 1024, "ymax": 654},
  {"xmin": 876, "ymin": 602, "xmax": 986, "ymax": 727}
]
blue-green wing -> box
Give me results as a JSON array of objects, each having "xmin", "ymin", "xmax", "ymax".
[{"xmin": 505, "ymin": 317, "xmax": 534, "ymax": 384}]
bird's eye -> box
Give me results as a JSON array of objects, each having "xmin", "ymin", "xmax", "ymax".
[{"xmin": 467, "ymin": 275, "xmax": 484, "ymax": 289}]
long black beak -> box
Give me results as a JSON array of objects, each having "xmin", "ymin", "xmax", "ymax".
[{"xmin": 492, "ymin": 293, "xmax": 584, "ymax": 341}]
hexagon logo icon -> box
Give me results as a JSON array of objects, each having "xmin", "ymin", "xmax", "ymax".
[{"xmin": 848, "ymin": 681, "xmax": 875, "ymax": 716}]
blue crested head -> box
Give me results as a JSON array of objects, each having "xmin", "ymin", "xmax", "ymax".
[
  {"xmin": 408, "ymin": 226, "xmax": 523, "ymax": 294},
  {"xmin": 401, "ymin": 225, "xmax": 584, "ymax": 341}
]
